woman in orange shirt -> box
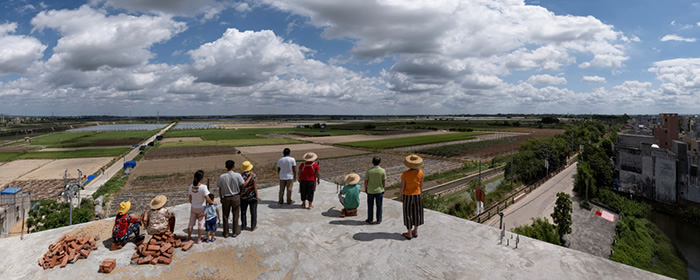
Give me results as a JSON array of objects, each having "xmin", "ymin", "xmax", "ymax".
[{"xmin": 400, "ymin": 154, "xmax": 424, "ymax": 240}]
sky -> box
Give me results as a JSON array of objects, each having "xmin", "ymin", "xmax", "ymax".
[{"xmin": 1, "ymin": 0, "xmax": 700, "ymax": 116}]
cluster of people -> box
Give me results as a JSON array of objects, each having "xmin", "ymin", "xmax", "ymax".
[{"xmin": 111, "ymin": 148, "xmax": 426, "ymax": 245}]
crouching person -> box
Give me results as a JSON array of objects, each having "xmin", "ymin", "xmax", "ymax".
[
  {"xmin": 112, "ymin": 201, "xmax": 144, "ymax": 245},
  {"xmin": 339, "ymin": 173, "xmax": 361, "ymax": 218},
  {"xmin": 142, "ymin": 195, "xmax": 176, "ymax": 235}
]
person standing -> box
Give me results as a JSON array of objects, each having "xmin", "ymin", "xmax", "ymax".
[
  {"xmin": 400, "ymin": 154, "xmax": 424, "ymax": 240},
  {"xmin": 277, "ymin": 148, "xmax": 297, "ymax": 204},
  {"xmin": 240, "ymin": 161, "xmax": 260, "ymax": 231},
  {"xmin": 218, "ymin": 160, "xmax": 245, "ymax": 238},
  {"xmin": 188, "ymin": 170, "xmax": 215, "ymax": 243},
  {"xmin": 364, "ymin": 157, "xmax": 386, "ymax": 224},
  {"xmin": 298, "ymin": 152, "xmax": 320, "ymax": 210}
]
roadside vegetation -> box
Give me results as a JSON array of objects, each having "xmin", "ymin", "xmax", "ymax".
[
  {"xmin": 338, "ymin": 132, "xmax": 488, "ymax": 149},
  {"xmin": 26, "ymin": 199, "xmax": 94, "ymax": 233},
  {"xmin": 512, "ymin": 218, "xmax": 561, "ymax": 246},
  {"xmin": 92, "ymin": 170, "xmax": 128, "ymax": 203}
]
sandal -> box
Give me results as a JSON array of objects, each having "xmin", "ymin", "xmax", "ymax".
[
  {"xmin": 308, "ymin": 205, "xmax": 314, "ymax": 210},
  {"xmin": 402, "ymin": 233, "xmax": 412, "ymax": 240}
]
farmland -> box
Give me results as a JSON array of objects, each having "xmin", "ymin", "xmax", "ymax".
[
  {"xmin": 0, "ymin": 147, "xmax": 128, "ymax": 161},
  {"xmin": 337, "ymin": 131, "xmax": 489, "ymax": 149},
  {"xmin": 30, "ymin": 130, "xmax": 156, "ymax": 148},
  {"xmin": 418, "ymin": 138, "xmax": 513, "ymax": 157},
  {"xmin": 144, "ymin": 146, "xmax": 238, "ymax": 160}
]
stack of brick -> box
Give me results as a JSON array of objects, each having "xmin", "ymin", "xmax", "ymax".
[
  {"xmin": 38, "ymin": 235, "xmax": 98, "ymax": 270},
  {"xmin": 131, "ymin": 232, "xmax": 194, "ymax": 265},
  {"xmin": 98, "ymin": 258, "xmax": 116, "ymax": 273}
]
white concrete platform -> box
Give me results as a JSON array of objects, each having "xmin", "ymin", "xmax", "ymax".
[{"xmin": 0, "ymin": 180, "xmax": 667, "ymax": 279}]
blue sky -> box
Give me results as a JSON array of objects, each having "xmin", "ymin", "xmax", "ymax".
[{"xmin": 1, "ymin": 0, "xmax": 700, "ymax": 116}]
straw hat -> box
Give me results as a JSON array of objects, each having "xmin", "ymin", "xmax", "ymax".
[
  {"xmin": 303, "ymin": 152, "xmax": 318, "ymax": 162},
  {"xmin": 150, "ymin": 195, "xmax": 167, "ymax": 210},
  {"xmin": 242, "ymin": 161, "xmax": 254, "ymax": 172},
  {"xmin": 116, "ymin": 201, "xmax": 131, "ymax": 215},
  {"xmin": 404, "ymin": 154, "xmax": 424, "ymax": 169},
  {"xmin": 344, "ymin": 173, "xmax": 360, "ymax": 185}
]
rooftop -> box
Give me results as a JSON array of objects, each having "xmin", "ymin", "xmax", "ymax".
[
  {"xmin": 1, "ymin": 188, "xmax": 22, "ymax": 195},
  {"xmin": 0, "ymin": 181, "xmax": 668, "ymax": 279}
]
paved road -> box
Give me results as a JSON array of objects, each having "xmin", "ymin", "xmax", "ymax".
[
  {"xmin": 485, "ymin": 162, "xmax": 577, "ymax": 230},
  {"xmin": 81, "ymin": 122, "xmax": 175, "ymax": 198}
]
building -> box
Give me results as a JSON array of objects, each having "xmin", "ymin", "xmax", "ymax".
[
  {"xmin": 652, "ymin": 113, "xmax": 678, "ymax": 150},
  {"xmin": 616, "ymin": 114, "xmax": 700, "ymax": 205},
  {"xmin": 0, "ymin": 188, "xmax": 31, "ymax": 238}
]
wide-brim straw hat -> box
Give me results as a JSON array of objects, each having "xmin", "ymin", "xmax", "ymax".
[
  {"xmin": 150, "ymin": 195, "xmax": 167, "ymax": 210},
  {"xmin": 116, "ymin": 201, "xmax": 131, "ymax": 215},
  {"xmin": 344, "ymin": 173, "xmax": 360, "ymax": 185},
  {"xmin": 242, "ymin": 161, "xmax": 253, "ymax": 172},
  {"xmin": 404, "ymin": 154, "xmax": 424, "ymax": 169},
  {"xmin": 303, "ymin": 152, "xmax": 318, "ymax": 162}
]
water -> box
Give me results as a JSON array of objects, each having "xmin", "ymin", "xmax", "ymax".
[{"xmin": 649, "ymin": 211, "xmax": 700, "ymax": 280}]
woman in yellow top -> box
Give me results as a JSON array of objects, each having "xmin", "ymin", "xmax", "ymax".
[{"xmin": 400, "ymin": 154, "xmax": 424, "ymax": 240}]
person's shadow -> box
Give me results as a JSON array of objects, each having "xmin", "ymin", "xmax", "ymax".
[
  {"xmin": 329, "ymin": 220, "xmax": 366, "ymax": 226},
  {"xmin": 261, "ymin": 200, "xmax": 300, "ymax": 209},
  {"xmin": 321, "ymin": 207, "xmax": 341, "ymax": 217},
  {"xmin": 353, "ymin": 232, "xmax": 406, "ymax": 241}
]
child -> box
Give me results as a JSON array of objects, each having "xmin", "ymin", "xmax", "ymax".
[{"xmin": 204, "ymin": 193, "xmax": 221, "ymax": 243}]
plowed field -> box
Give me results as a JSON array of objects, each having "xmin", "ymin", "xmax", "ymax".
[
  {"xmin": 18, "ymin": 157, "xmax": 112, "ymax": 180},
  {"xmin": 130, "ymin": 154, "xmax": 248, "ymax": 176},
  {"xmin": 145, "ymin": 146, "xmax": 237, "ymax": 160},
  {"xmin": 0, "ymin": 159, "xmax": 53, "ymax": 187}
]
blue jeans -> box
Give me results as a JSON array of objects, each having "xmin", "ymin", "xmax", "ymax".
[{"xmin": 366, "ymin": 192, "xmax": 384, "ymax": 223}]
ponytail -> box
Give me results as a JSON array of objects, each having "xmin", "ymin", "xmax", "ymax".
[{"xmin": 193, "ymin": 170, "xmax": 204, "ymax": 186}]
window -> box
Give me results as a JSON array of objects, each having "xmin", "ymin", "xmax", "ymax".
[{"xmin": 691, "ymin": 166, "xmax": 698, "ymax": 177}]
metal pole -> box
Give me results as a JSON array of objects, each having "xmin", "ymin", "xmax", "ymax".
[{"xmin": 68, "ymin": 190, "xmax": 73, "ymax": 226}]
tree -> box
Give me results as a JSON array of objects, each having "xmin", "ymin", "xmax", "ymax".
[
  {"xmin": 551, "ymin": 192, "xmax": 573, "ymax": 243},
  {"xmin": 512, "ymin": 218, "xmax": 561, "ymax": 246},
  {"xmin": 541, "ymin": 116, "xmax": 560, "ymax": 124}
]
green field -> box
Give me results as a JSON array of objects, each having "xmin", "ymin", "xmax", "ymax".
[
  {"xmin": 164, "ymin": 128, "xmax": 368, "ymax": 140},
  {"xmin": 338, "ymin": 132, "xmax": 489, "ymax": 149},
  {"xmin": 31, "ymin": 130, "xmax": 156, "ymax": 148},
  {"xmin": 0, "ymin": 148, "xmax": 128, "ymax": 161},
  {"xmin": 159, "ymin": 138, "xmax": 305, "ymax": 148}
]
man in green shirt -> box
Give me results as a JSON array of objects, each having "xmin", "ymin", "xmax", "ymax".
[
  {"xmin": 364, "ymin": 157, "xmax": 386, "ymax": 224},
  {"xmin": 339, "ymin": 173, "xmax": 362, "ymax": 217}
]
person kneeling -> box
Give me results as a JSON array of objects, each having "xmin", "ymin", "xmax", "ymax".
[
  {"xmin": 112, "ymin": 201, "xmax": 144, "ymax": 245},
  {"xmin": 339, "ymin": 173, "xmax": 361, "ymax": 218}
]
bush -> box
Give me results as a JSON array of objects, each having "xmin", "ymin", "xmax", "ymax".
[
  {"xmin": 363, "ymin": 124, "xmax": 376, "ymax": 129},
  {"xmin": 595, "ymin": 188, "xmax": 648, "ymax": 218},
  {"xmin": 512, "ymin": 218, "xmax": 561, "ymax": 246},
  {"xmin": 27, "ymin": 200, "xmax": 94, "ymax": 232}
]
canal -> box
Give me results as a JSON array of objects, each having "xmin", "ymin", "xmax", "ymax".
[{"xmin": 649, "ymin": 211, "xmax": 700, "ymax": 280}]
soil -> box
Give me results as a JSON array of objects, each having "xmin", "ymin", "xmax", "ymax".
[
  {"xmin": 455, "ymin": 129, "xmax": 564, "ymax": 160},
  {"xmin": 243, "ymin": 147, "xmax": 368, "ymax": 165},
  {"xmin": 6, "ymin": 179, "xmax": 67, "ymax": 200},
  {"xmin": 0, "ymin": 159, "xmax": 54, "ymax": 187},
  {"xmin": 18, "ymin": 157, "xmax": 113, "ymax": 180},
  {"xmin": 238, "ymin": 143, "xmax": 332, "ymax": 154},
  {"xmin": 130, "ymin": 154, "xmax": 248, "ymax": 176},
  {"xmin": 64, "ymin": 220, "xmax": 113, "ymax": 243},
  {"xmin": 160, "ymin": 137, "xmax": 203, "ymax": 143},
  {"xmin": 289, "ymin": 131, "xmax": 454, "ymax": 144},
  {"xmin": 145, "ymin": 146, "xmax": 238, "ymax": 160},
  {"xmin": 90, "ymin": 138, "xmax": 142, "ymax": 146}
]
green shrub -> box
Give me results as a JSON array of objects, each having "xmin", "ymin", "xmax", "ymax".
[
  {"xmin": 27, "ymin": 200, "xmax": 94, "ymax": 232},
  {"xmin": 512, "ymin": 218, "xmax": 561, "ymax": 246}
]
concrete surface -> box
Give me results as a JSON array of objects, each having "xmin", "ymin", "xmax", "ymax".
[
  {"xmin": 485, "ymin": 163, "xmax": 577, "ymax": 230},
  {"xmin": 568, "ymin": 198, "xmax": 617, "ymax": 259},
  {"xmin": 81, "ymin": 122, "xmax": 175, "ymax": 198},
  {"xmin": 0, "ymin": 180, "xmax": 667, "ymax": 279}
]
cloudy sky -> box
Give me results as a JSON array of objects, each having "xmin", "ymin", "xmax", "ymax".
[{"xmin": 1, "ymin": 0, "xmax": 700, "ymax": 116}]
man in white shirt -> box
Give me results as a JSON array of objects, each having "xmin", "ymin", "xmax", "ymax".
[{"xmin": 277, "ymin": 148, "xmax": 297, "ymax": 204}]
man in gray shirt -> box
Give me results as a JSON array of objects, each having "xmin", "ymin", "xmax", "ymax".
[{"xmin": 218, "ymin": 160, "xmax": 245, "ymax": 238}]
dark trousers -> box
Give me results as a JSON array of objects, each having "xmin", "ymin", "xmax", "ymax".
[
  {"xmin": 240, "ymin": 199, "xmax": 258, "ymax": 230},
  {"xmin": 367, "ymin": 192, "xmax": 384, "ymax": 223},
  {"xmin": 299, "ymin": 180, "xmax": 316, "ymax": 202},
  {"xmin": 221, "ymin": 194, "xmax": 241, "ymax": 237}
]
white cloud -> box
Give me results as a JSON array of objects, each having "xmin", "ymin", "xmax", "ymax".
[
  {"xmin": 582, "ymin": 75, "xmax": 606, "ymax": 83},
  {"xmin": 660, "ymin": 34, "xmax": 696, "ymax": 42},
  {"xmin": 0, "ymin": 22, "xmax": 46, "ymax": 75},
  {"xmin": 526, "ymin": 74, "xmax": 567, "ymax": 85},
  {"xmin": 649, "ymin": 58, "xmax": 700, "ymax": 95},
  {"xmin": 92, "ymin": 0, "xmax": 231, "ymax": 18},
  {"xmin": 31, "ymin": 5, "xmax": 186, "ymax": 71}
]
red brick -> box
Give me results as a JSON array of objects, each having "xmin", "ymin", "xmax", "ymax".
[
  {"xmin": 160, "ymin": 243, "xmax": 172, "ymax": 252},
  {"xmin": 138, "ymin": 256, "xmax": 152, "ymax": 264},
  {"xmin": 157, "ymin": 256, "xmax": 172, "ymax": 264},
  {"xmin": 131, "ymin": 252, "xmax": 140, "ymax": 260},
  {"xmin": 65, "ymin": 236, "xmax": 76, "ymax": 242},
  {"xmin": 149, "ymin": 256, "xmax": 158, "ymax": 265},
  {"xmin": 182, "ymin": 240, "xmax": 194, "ymax": 251},
  {"xmin": 60, "ymin": 256, "xmax": 69, "ymax": 268},
  {"xmin": 175, "ymin": 239, "xmax": 182, "ymax": 247},
  {"xmin": 80, "ymin": 249, "xmax": 89, "ymax": 257},
  {"xmin": 167, "ymin": 247, "xmax": 174, "ymax": 254},
  {"xmin": 147, "ymin": 245, "xmax": 160, "ymax": 251},
  {"xmin": 144, "ymin": 250, "xmax": 158, "ymax": 256}
]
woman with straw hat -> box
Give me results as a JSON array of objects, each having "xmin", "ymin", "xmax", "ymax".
[
  {"xmin": 142, "ymin": 195, "xmax": 176, "ymax": 235},
  {"xmin": 240, "ymin": 161, "xmax": 260, "ymax": 231},
  {"xmin": 400, "ymin": 154, "xmax": 425, "ymax": 240},
  {"xmin": 112, "ymin": 201, "xmax": 143, "ymax": 245},
  {"xmin": 298, "ymin": 152, "xmax": 320, "ymax": 210},
  {"xmin": 339, "ymin": 173, "xmax": 361, "ymax": 218}
]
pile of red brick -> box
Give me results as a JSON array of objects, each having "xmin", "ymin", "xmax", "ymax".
[
  {"xmin": 38, "ymin": 235, "xmax": 98, "ymax": 270},
  {"xmin": 98, "ymin": 258, "xmax": 116, "ymax": 273},
  {"xmin": 131, "ymin": 232, "xmax": 194, "ymax": 265}
]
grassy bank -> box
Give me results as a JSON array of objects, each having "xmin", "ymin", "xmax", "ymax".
[
  {"xmin": 92, "ymin": 170, "xmax": 128, "ymax": 203},
  {"xmin": 338, "ymin": 131, "xmax": 488, "ymax": 149}
]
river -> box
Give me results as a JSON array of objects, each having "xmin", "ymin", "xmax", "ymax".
[{"xmin": 649, "ymin": 211, "xmax": 700, "ymax": 280}]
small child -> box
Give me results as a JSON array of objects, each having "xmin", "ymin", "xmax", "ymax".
[{"xmin": 203, "ymin": 193, "xmax": 221, "ymax": 243}]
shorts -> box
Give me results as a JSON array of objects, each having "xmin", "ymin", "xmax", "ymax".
[
  {"xmin": 205, "ymin": 218, "xmax": 217, "ymax": 232},
  {"xmin": 188, "ymin": 207, "xmax": 205, "ymax": 229}
]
